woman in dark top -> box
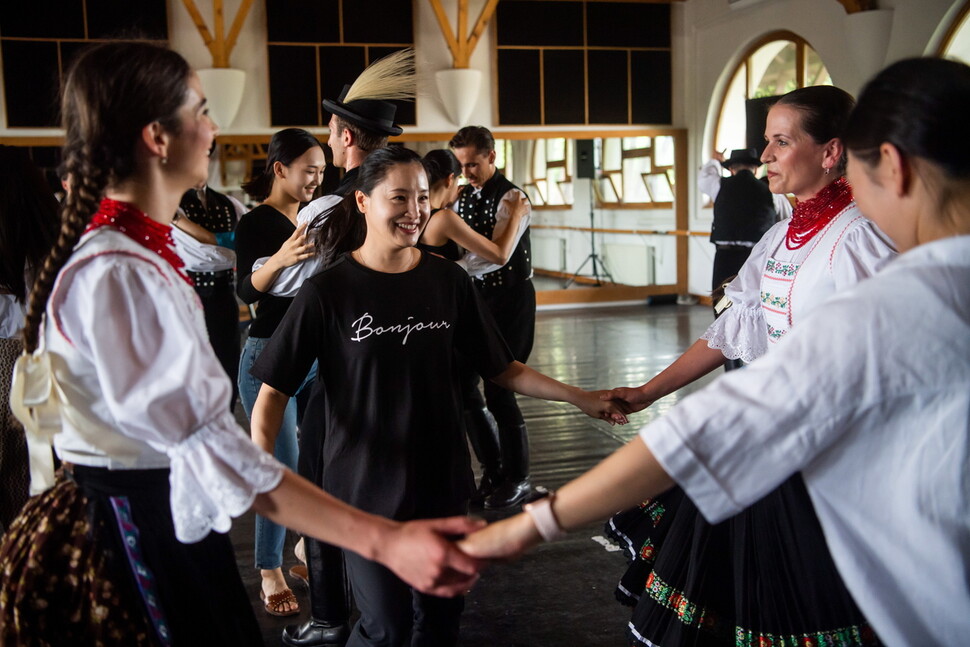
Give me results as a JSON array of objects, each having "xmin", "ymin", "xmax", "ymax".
[
  {"xmin": 419, "ymin": 149, "xmax": 526, "ymax": 264},
  {"xmin": 235, "ymin": 127, "xmax": 322, "ymax": 616},
  {"xmin": 250, "ymin": 146, "xmax": 628, "ymax": 646}
]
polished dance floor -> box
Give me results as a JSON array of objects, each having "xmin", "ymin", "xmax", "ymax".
[{"xmin": 230, "ymin": 302, "xmax": 718, "ymax": 646}]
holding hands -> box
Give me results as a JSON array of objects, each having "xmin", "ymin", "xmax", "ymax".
[
  {"xmin": 598, "ymin": 385, "xmax": 656, "ymax": 414},
  {"xmin": 379, "ymin": 516, "xmax": 488, "ymax": 597}
]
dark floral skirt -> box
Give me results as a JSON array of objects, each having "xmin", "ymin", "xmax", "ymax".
[
  {"xmin": 0, "ymin": 336, "xmax": 30, "ymax": 534},
  {"xmin": 607, "ymin": 476, "xmax": 881, "ymax": 647},
  {"xmin": 0, "ymin": 465, "xmax": 262, "ymax": 646}
]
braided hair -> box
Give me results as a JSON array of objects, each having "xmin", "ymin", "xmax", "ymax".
[{"xmin": 21, "ymin": 42, "xmax": 190, "ymax": 352}]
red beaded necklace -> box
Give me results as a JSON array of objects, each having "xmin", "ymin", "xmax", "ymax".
[
  {"xmin": 86, "ymin": 198, "xmax": 192, "ymax": 285},
  {"xmin": 786, "ymin": 176, "xmax": 853, "ymax": 250}
]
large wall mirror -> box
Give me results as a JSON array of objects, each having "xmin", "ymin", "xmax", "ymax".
[{"xmin": 401, "ymin": 131, "xmax": 689, "ymax": 305}]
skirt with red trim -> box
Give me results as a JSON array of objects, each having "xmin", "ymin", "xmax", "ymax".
[{"xmin": 606, "ymin": 475, "xmax": 882, "ymax": 647}]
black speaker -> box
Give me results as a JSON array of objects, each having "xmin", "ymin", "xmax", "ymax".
[
  {"xmin": 575, "ymin": 139, "xmax": 596, "ymax": 179},
  {"xmin": 745, "ymin": 96, "xmax": 780, "ymax": 158}
]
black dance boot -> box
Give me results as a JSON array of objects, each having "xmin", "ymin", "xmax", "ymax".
[
  {"xmin": 485, "ymin": 423, "xmax": 535, "ymax": 509},
  {"xmin": 281, "ymin": 620, "xmax": 351, "ymax": 647},
  {"xmin": 463, "ymin": 406, "xmax": 503, "ymax": 506},
  {"xmin": 283, "ymin": 539, "xmax": 351, "ymax": 647}
]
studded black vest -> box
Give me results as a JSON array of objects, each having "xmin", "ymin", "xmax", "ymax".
[
  {"xmin": 179, "ymin": 187, "xmax": 238, "ymax": 287},
  {"xmin": 711, "ymin": 170, "xmax": 778, "ymax": 245},
  {"xmin": 455, "ymin": 172, "xmax": 532, "ymax": 291}
]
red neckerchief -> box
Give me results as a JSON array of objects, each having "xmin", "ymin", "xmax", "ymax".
[
  {"xmin": 85, "ymin": 198, "xmax": 193, "ymax": 285},
  {"xmin": 786, "ymin": 176, "xmax": 853, "ymax": 250}
]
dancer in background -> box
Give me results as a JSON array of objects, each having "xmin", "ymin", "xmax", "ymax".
[
  {"xmin": 0, "ymin": 145, "xmax": 59, "ymax": 534},
  {"xmin": 449, "ymin": 126, "xmax": 538, "ymax": 509},
  {"xmin": 460, "ymin": 57, "xmax": 970, "ymax": 647},
  {"xmin": 235, "ymin": 127, "xmax": 324, "ymax": 617},
  {"xmin": 419, "ymin": 149, "xmax": 528, "ymax": 267},
  {"xmin": 171, "ymin": 172, "xmax": 247, "ymax": 409},
  {"xmin": 0, "ymin": 42, "xmax": 481, "ymax": 647}
]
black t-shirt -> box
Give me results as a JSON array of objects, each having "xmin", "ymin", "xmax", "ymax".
[
  {"xmin": 251, "ymin": 251, "xmax": 513, "ymax": 519},
  {"xmin": 235, "ymin": 204, "xmax": 296, "ymax": 338}
]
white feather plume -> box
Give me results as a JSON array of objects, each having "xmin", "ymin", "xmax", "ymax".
[{"xmin": 343, "ymin": 48, "xmax": 416, "ymax": 103}]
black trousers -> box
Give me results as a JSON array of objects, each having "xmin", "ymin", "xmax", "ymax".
[
  {"xmin": 298, "ymin": 388, "xmax": 352, "ymax": 625},
  {"xmin": 711, "ymin": 245, "xmax": 754, "ymax": 293},
  {"xmin": 195, "ymin": 283, "xmax": 241, "ymax": 410},
  {"xmin": 469, "ymin": 279, "xmax": 536, "ymax": 428},
  {"xmin": 344, "ymin": 550, "xmax": 464, "ymax": 646},
  {"xmin": 712, "ymin": 246, "xmax": 750, "ymax": 372}
]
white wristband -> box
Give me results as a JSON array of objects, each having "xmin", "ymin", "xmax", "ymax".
[{"xmin": 523, "ymin": 493, "xmax": 567, "ymax": 542}]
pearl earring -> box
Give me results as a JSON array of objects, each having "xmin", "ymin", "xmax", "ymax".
[
  {"xmin": 824, "ymin": 167, "xmax": 830, "ymax": 175},
  {"xmin": 161, "ymin": 157, "xmax": 168, "ymax": 165}
]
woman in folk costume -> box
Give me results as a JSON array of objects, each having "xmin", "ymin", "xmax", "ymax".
[
  {"xmin": 602, "ymin": 85, "xmax": 896, "ymax": 646},
  {"xmin": 460, "ymin": 56, "xmax": 970, "ymax": 647},
  {"xmin": 0, "ymin": 41, "xmax": 483, "ymax": 647}
]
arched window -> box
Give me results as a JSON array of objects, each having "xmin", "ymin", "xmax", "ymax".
[
  {"xmin": 937, "ymin": 0, "xmax": 970, "ymax": 63},
  {"xmin": 714, "ymin": 32, "xmax": 832, "ymax": 154}
]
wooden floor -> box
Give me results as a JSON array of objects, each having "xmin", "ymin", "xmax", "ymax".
[{"xmin": 230, "ymin": 302, "xmax": 718, "ymax": 646}]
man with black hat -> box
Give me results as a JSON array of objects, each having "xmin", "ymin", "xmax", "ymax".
[
  {"xmin": 449, "ymin": 125, "xmax": 538, "ymax": 511},
  {"xmin": 280, "ymin": 50, "xmax": 414, "ymax": 647},
  {"xmin": 699, "ymin": 148, "xmax": 791, "ymax": 293}
]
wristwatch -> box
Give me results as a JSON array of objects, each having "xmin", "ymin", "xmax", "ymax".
[{"xmin": 524, "ymin": 492, "xmax": 567, "ymax": 542}]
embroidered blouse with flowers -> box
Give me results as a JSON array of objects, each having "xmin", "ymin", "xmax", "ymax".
[
  {"xmin": 45, "ymin": 199, "xmax": 283, "ymax": 543},
  {"xmin": 702, "ymin": 178, "xmax": 897, "ymax": 363}
]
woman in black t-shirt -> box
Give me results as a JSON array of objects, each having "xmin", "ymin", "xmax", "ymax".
[
  {"xmin": 250, "ymin": 146, "xmax": 628, "ymax": 645},
  {"xmin": 235, "ymin": 128, "xmax": 323, "ymax": 616},
  {"xmin": 418, "ymin": 149, "xmax": 526, "ymax": 263}
]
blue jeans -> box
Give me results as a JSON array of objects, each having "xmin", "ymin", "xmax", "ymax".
[{"xmin": 238, "ymin": 335, "xmax": 316, "ymax": 570}]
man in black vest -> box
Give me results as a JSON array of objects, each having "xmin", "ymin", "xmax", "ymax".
[
  {"xmin": 450, "ymin": 126, "xmax": 538, "ymax": 510},
  {"xmin": 698, "ymin": 148, "xmax": 790, "ymax": 293},
  {"xmin": 172, "ymin": 180, "xmax": 246, "ymax": 408}
]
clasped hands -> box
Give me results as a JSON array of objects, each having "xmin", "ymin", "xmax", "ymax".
[{"xmin": 395, "ymin": 386, "xmax": 646, "ymax": 598}]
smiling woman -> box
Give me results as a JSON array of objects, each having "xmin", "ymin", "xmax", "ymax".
[{"xmin": 248, "ymin": 145, "xmax": 629, "ymax": 645}]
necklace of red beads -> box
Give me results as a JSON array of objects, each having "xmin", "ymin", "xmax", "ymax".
[
  {"xmin": 86, "ymin": 198, "xmax": 192, "ymax": 285},
  {"xmin": 786, "ymin": 176, "xmax": 853, "ymax": 250}
]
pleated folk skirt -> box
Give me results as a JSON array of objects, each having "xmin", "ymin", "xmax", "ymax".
[{"xmin": 607, "ymin": 476, "xmax": 881, "ymax": 647}]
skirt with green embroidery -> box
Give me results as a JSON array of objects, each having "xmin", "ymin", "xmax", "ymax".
[
  {"xmin": 607, "ymin": 476, "xmax": 882, "ymax": 647},
  {"xmin": 607, "ymin": 486, "xmax": 734, "ymax": 646}
]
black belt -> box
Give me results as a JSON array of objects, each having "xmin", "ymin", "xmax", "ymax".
[{"xmin": 188, "ymin": 268, "xmax": 234, "ymax": 288}]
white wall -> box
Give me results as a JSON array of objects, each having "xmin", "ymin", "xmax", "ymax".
[{"xmin": 678, "ymin": 0, "xmax": 960, "ymax": 295}]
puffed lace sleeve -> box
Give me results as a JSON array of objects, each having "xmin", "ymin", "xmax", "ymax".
[
  {"xmin": 830, "ymin": 216, "xmax": 897, "ymax": 290},
  {"xmin": 700, "ymin": 224, "xmax": 783, "ymax": 363},
  {"xmin": 54, "ymin": 257, "xmax": 284, "ymax": 543}
]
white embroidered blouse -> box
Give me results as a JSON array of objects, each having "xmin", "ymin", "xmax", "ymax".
[
  {"xmin": 702, "ymin": 203, "xmax": 896, "ymax": 363},
  {"xmin": 44, "ymin": 228, "xmax": 284, "ymax": 543}
]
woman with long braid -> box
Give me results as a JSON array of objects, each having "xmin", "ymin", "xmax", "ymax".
[{"xmin": 0, "ymin": 41, "xmax": 482, "ymax": 646}]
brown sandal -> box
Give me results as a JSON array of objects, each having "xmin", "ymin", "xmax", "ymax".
[{"xmin": 260, "ymin": 588, "xmax": 300, "ymax": 617}]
